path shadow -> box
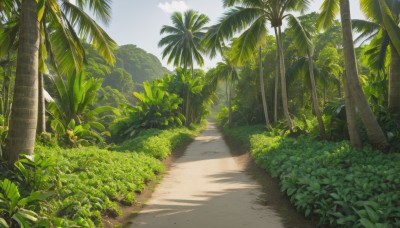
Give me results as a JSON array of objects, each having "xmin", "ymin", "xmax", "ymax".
[{"xmin": 224, "ymin": 135, "xmax": 318, "ymax": 228}]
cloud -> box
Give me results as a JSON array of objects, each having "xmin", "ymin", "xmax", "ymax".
[{"xmin": 158, "ymin": 1, "xmax": 189, "ymax": 14}]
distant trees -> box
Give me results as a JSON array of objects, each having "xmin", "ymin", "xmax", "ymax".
[
  {"xmin": 208, "ymin": 55, "xmax": 239, "ymax": 128},
  {"xmin": 159, "ymin": 10, "xmax": 209, "ymax": 126}
]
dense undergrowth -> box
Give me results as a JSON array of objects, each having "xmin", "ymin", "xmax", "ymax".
[
  {"xmin": 223, "ymin": 125, "xmax": 400, "ymax": 227},
  {"xmin": 0, "ymin": 123, "xmax": 204, "ymax": 227}
]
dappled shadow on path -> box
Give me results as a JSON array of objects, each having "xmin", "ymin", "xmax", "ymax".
[{"xmin": 127, "ymin": 122, "xmax": 316, "ymax": 228}]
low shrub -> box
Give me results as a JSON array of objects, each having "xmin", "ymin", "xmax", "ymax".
[
  {"xmin": 112, "ymin": 122, "xmax": 205, "ymax": 159},
  {"xmin": 224, "ymin": 126, "xmax": 400, "ymax": 227},
  {"xmin": 0, "ymin": 122, "xmax": 205, "ymax": 226},
  {"xmin": 34, "ymin": 145, "xmax": 162, "ymax": 226}
]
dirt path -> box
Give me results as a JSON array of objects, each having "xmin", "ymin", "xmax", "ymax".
[{"xmin": 128, "ymin": 123, "xmax": 315, "ymax": 228}]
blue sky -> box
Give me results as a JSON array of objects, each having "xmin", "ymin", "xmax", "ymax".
[{"xmin": 99, "ymin": 0, "xmax": 365, "ymax": 70}]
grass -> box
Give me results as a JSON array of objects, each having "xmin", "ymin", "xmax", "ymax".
[{"xmin": 223, "ymin": 125, "xmax": 400, "ymax": 227}]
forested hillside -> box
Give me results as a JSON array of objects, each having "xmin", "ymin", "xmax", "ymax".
[{"xmin": 84, "ymin": 44, "xmax": 170, "ymax": 104}]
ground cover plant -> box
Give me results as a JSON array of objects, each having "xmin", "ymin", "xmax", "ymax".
[
  {"xmin": 224, "ymin": 126, "xmax": 400, "ymax": 227},
  {"xmin": 112, "ymin": 123, "xmax": 205, "ymax": 159},
  {"xmin": 0, "ymin": 123, "xmax": 203, "ymax": 227}
]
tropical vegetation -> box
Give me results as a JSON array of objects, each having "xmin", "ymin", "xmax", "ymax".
[{"xmin": 0, "ymin": 0, "xmax": 400, "ymax": 226}]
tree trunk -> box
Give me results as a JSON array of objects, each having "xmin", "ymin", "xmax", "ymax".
[
  {"xmin": 37, "ymin": 72, "xmax": 46, "ymax": 133},
  {"xmin": 259, "ymin": 47, "xmax": 270, "ymax": 127},
  {"xmin": 389, "ymin": 43, "xmax": 400, "ymax": 115},
  {"xmin": 184, "ymin": 65, "xmax": 194, "ymax": 127},
  {"xmin": 5, "ymin": 0, "xmax": 40, "ymax": 165},
  {"xmin": 227, "ymin": 81, "xmax": 233, "ymax": 128},
  {"xmin": 275, "ymin": 27, "xmax": 293, "ymax": 132},
  {"xmin": 274, "ymin": 50, "xmax": 279, "ymax": 123},
  {"xmin": 2, "ymin": 60, "xmax": 11, "ymax": 127},
  {"xmin": 184, "ymin": 88, "xmax": 190, "ymax": 127},
  {"xmin": 307, "ymin": 52, "xmax": 326, "ymax": 138},
  {"xmin": 340, "ymin": 0, "xmax": 389, "ymax": 150},
  {"xmin": 337, "ymin": 74, "xmax": 342, "ymax": 98},
  {"xmin": 343, "ymin": 75, "xmax": 362, "ymax": 147}
]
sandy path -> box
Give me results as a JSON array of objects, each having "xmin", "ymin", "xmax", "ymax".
[{"xmin": 128, "ymin": 123, "xmax": 311, "ymax": 228}]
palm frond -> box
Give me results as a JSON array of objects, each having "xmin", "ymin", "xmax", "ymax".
[
  {"xmin": 230, "ymin": 16, "xmax": 267, "ymax": 64},
  {"xmin": 378, "ymin": 0, "xmax": 400, "ymax": 55},
  {"xmin": 352, "ymin": 19, "xmax": 380, "ymax": 44},
  {"xmin": 74, "ymin": 0, "xmax": 112, "ymax": 25},
  {"xmin": 360, "ymin": 0, "xmax": 382, "ymax": 22},
  {"xmin": 62, "ymin": 1, "xmax": 116, "ymax": 65},
  {"xmin": 317, "ymin": 0, "xmax": 339, "ymax": 30},
  {"xmin": 203, "ymin": 7, "xmax": 264, "ymax": 58},
  {"xmin": 286, "ymin": 14, "xmax": 313, "ymax": 55}
]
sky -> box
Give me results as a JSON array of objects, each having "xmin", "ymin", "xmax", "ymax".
[{"xmin": 99, "ymin": 0, "xmax": 366, "ymax": 70}]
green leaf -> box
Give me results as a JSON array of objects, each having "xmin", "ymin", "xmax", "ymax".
[
  {"xmin": 365, "ymin": 206, "xmax": 380, "ymax": 223},
  {"xmin": 36, "ymin": 0, "xmax": 45, "ymax": 22},
  {"xmin": 378, "ymin": 0, "xmax": 400, "ymax": 55},
  {"xmin": 360, "ymin": 218, "xmax": 375, "ymax": 228},
  {"xmin": 0, "ymin": 179, "xmax": 20, "ymax": 205},
  {"xmin": 0, "ymin": 218, "xmax": 9, "ymax": 228},
  {"xmin": 67, "ymin": 119, "xmax": 76, "ymax": 130}
]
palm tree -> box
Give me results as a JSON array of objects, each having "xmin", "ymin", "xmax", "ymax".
[
  {"xmin": 4, "ymin": 0, "xmax": 40, "ymax": 165},
  {"xmin": 4, "ymin": 0, "xmax": 116, "ymax": 164},
  {"xmin": 204, "ymin": 0, "xmax": 311, "ymax": 132},
  {"xmin": 287, "ymin": 15, "xmax": 326, "ymax": 138},
  {"xmin": 318, "ymin": 0, "xmax": 389, "ymax": 149},
  {"xmin": 159, "ymin": 10, "xmax": 209, "ymax": 126},
  {"xmin": 208, "ymin": 55, "xmax": 239, "ymax": 128},
  {"xmin": 352, "ymin": 0, "xmax": 400, "ymax": 114}
]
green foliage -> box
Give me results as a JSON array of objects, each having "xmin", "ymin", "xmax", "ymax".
[
  {"xmin": 112, "ymin": 123, "xmax": 204, "ymax": 160},
  {"xmin": 0, "ymin": 178, "xmax": 51, "ymax": 228},
  {"xmin": 161, "ymin": 68, "xmax": 213, "ymax": 124},
  {"xmin": 0, "ymin": 125, "xmax": 203, "ymax": 226},
  {"xmin": 159, "ymin": 10, "xmax": 209, "ymax": 69},
  {"xmin": 115, "ymin": 44, "xmax": 170, "ymax": 85},
  {"xmin": 48, "ymin": 71, "xmax": 119, "ymax": 146},
  {"xmin": 224, "ymin": 126, "xmax": 400, "ymax": 227},
  {"xmin": 112, "ymin": 81, "xmax": 185, "ymax": 140},
  {"xmin": 14, "ymin": 154, "xmax": 57, "ymax": 192},
  {"xmin": 84, "ymin": 43, "xmax": 170, "ymax": 105},
  {"xmin": 33, "ymin": 145, "xmax": 163, "ymax": 226}
]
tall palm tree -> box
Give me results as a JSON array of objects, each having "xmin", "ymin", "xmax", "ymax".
[
  {"xmin": 204, "ymin": 0, "xmax": 311, "ymax": 132},
  {"xmin": 318, "ymin": 0, "xmax": 389, "ymax": 149},
  {"xmin": 4, "ymin": 0, "xmax": 116, "ymax": 164},
  {"xmin": 287, "ymin": 15, "xmax": 326, "ymax": 138},
  {"xmin": 5, "ymin": 0, "xmax": 40, "ymax": 165},
  {"xmin": 208, "ymin": 54, "xmax": 239, "ymax": 128},
  {"xmin": 158, "ymin": 10, "xmax": 209, "ymax": 126},
  {"xmin": 352, "ymin": 0, "xmax": 400, "ymax": 114}
]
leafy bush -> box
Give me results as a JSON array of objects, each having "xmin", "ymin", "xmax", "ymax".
[
  {"xmin": 224, "ymin": 126, "xmax": 400, "ymax": 227},
  {"xmin": 33, "ymin": 145, "xmax": 163, "ymax": 225},
  {"xmin": 0, "ymin": 179, "xmax": 52, "ymax": 227},
  {"xmin": 111, "ymin": 81, "xmax": 185, "ymax": 140},
  {"xmin": 112, "ymin": 123, "xmax": 204, "ymax": 159}
]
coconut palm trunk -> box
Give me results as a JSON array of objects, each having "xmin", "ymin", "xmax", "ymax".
[
  {"xmin": 340, "ymin": 0, "xmax": 389, "ymax": 149},
  {"xmin": 307, "ymin": 52, "xmax": 326, "ymax": 138},
  {"xmin": 389, "ymin": 44, "xmax": 400, "ymax": 114},
  {"xmin": 2, "ymin": 59, "xmax": 12, "ymax": 127},
  {"xmin": 5, "ymin": 0, "xmax": 40, "ymax": 165},
  {"xmin": 275, "ymin": 27, "xmax": 293, "ymax": 132},
  {"xmin": 258, "ymin": 47, "xmax": 270, "ymax": 127},
  {"xmin": 274, "ymin": 51, "xmax": 279, "ymax": 123},
  {"xmin": 227, "ymin": 80, "xmax": 233, "ymax": 128},
  {"xmin": 37, "ymin": 72, "xmax": 46, "ymax": 133},
  {"xmin": 343, "ymin": 75, "xmax": 362, "ymax": 147}
]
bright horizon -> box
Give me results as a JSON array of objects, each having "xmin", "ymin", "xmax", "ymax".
[{"xmin": 100, "ymin": 0, "xmax": 365, "ymax": 71}]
